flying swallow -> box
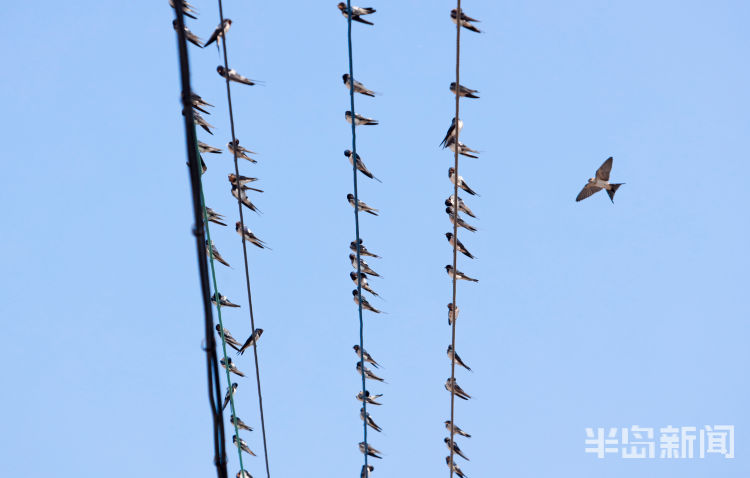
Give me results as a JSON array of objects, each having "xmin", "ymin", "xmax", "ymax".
[
  {"xmin": 360, "ymin": 407, "xmax": 382, "ymax": 432},
  {"xmin": 212, "ymin": 293, "xmax": 241, "ymax": 308},
  {"xmin": 350, "ymin": 239, "xmax": 380, "ymax": 258},
  {"xmin": 350, "ymin": 271, "xmax": 379, "ymax": 297},
  {"xmin": 575, "ymin": 156, "xmax": 624, "ymax": 203},
  {"xmin": 450, "ymin": 82, "xmax": 479, "ymax": 99},
  {"xmin": 221, "ymin": 357, "xmax": 245, "ymax": 377},
  {"xmin": 228, "ymin": 173, "xmax": 259, "ymax": 186},
  {"xmin": 350, "ymin": 254, "xmax": 380, "ymax": 276},
  {"xmin": 450, "ymin": 8, "xmax": 482, "ymax": 33},
  {"xmin": 357, "ymin": 390, "xmax": 383, "ymax": 405},
  {"xmin": 440, "ymin": 117, "xmax": 463, "ymax": 147},
  {"xmin": 343, "ymin": 74, "xmax": 376, "ymax": 97},
  {"xmin": 445, "ymin": 232, "xmax": 474, "ymax": 259},
  {"xmin": 222, "ymin": 383, "xmax": 238, "ymax": 410},
  {"xmin": 231, "ymin": 415, "xmax": 253, "ymax": 432},
  {"xmin": 190, "ymin": 93, "xmax": 213, "ymax": 114},
  {"xmin": 207, "ymin": 240, "xmax": 231, "ymax": 267},
  {"xmin": 173, "ymin": 20, "xmax": 204, "ymax": 48},
  {"xmin": 191, "ymin": 110, "xmax": 214, "ymax": 135},
  {"xmin": 446, "ymin": 455, "xmax": 468, "ymax": 478},
  {"xmin": 354, "ymin": 344, "xmax": 380, "ymax": 368},
  {"xmin": 204, "ymin": 19, "xmax": 231, "ymax": 50},
  {"xmin": 446, "ymin": 194, "xmax": 476, "ymax": 218},
  {"xmin": 359, "ymin": 442, "xmax": 383, "ymax": 459},
  {"xmin": 447, "ymin": 345, "xmax": 472, "ymax": 371},
  {"xmin": 357, "ymin": 361, "xmax": 386, "ymax": 382},
  {"xmin": 345, "ymin": 150, "xmax": 382, "ymax": 182},
  {"xmin": 217, "ymin": 66, "xmax": 257, "ymax": 86},
  {"xmin": 206, "ymin": 207, "xmax": 227, "ymax": 226},
  {"xmin": 228, "ymin": 139, "xmax": 257, "ymax": 162},
  {"xmin": 236, "ymin": 222, "xmax": 269, "ymax": 249},
  {"xmin": 445, "ymin": 136, "xmax": 480, "ymax": 158},
  {"xmin": 170, "ymin": 0, "xmax": 198, "ymax": 20},
  {"xmin": 233, "ymin": 435, "xmax": 256, "ymax": 456},
  {"xmin": 448, "ymin": 303, "xmax": 459, "ymax": 325},
  {"xmin": 338, "ymin": 3, "xmax": 376, "ymax": 25},
  {"xmin": 360, "ymin": 464, "xmax": 374, "ymax": 478},
  {"xmin": 445, "ymin": 377, "xmax": 471, "ymax": 400},
  {"xmin": 198, "ymin": 141, "xmax": 221, "ymax": 153},
  {"xmin": 353, "ymin": 289, "xmax": 381, "ymax": 313},
  {"xmin": 446, "ymin": 207, "xmax": 477, "ymax": 232},
  {"xmin": 445, "ymin": 420, "xmax": 472, "ymax": 438},
  {"xmin": 347, "ymin": 193, "xmax": 379, "ymax": 216},
  {"xmin": 238, "ymin": 328, "xmax": 263, "ymax": 355},
  {"xmin": 446, "ymin": 265, "xmax": 478, "ymax": 282},
  {"xmin": 449, "ymin": 167, "xmax": 479, "ymax": 196},
  {"xmin": 236, "ymin": 471, "xmax": 252, "ymax": 478},
  {"xmin": 445, "ymin": 437, "xmax": 470, "ymax": 461},
  {"xmin": 216, "ymin": 324, "xmax": 242, "ymax": 352},
  {"xmin": 345, "ymin": 111, "xmax": 378, "ymax": 125},
  {"xmin": 231, "ymin": 185, "xmax": 262, "ymax": 214}
]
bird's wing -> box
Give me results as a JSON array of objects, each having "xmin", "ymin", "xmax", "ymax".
[
  {"xmin": 576, "ymin": 183, "xmax": 602, "ymax": 202},
  {"xmin": 596, "ymin": 156, "xmax": 613, "ymax": 181}
]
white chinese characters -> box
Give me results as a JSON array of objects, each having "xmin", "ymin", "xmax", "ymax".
[{"xmin": 585, "ymin": 426, "xmax": 734, "ymax": 459}]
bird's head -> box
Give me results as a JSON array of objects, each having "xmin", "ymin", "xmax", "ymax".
[
  {"xmin": 342, "ymin": 73, "xmax": 349, "ymax": 83},
  {"xmin": 344, "ymin": 149, "xmax": 352, "ymax": 157},
  {"xmin": 337, "ymin": 2, "xmax": 346, "ymax": 11},
  {"xmin": 347, "ymin": 193, "xmax": 355, "ymax": 200}
]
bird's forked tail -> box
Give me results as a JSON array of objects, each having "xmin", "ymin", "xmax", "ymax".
[{"xmin": 607, "ymin": 183, "xmax": 623, "ymax": 202}]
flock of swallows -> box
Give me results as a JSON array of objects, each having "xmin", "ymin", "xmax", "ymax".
[{"xmin": 172, "ymin": 1, "xmax": 266, "ymax": 477}]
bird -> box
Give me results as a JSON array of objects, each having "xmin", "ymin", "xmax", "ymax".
[
  {"xmin": 206, "ymin": 207, "xmax": 227, "ymax": 226},
  {"xmin": 448, "ymin": 303, "xmax": 459, "ymax": 325},
  {"xmin": 449, "ymin": 168, "xmax": 479, "ymax": 196},
  {"xmin": 343, "ymin": 74, "xmax": 376, "ymax": 97},
  {"xmin": 227, "ymin": 139, "xmax": 257, "ymax": 162},
  {"xmin": 360, "ymin": 407, "xmax": 382, "ymax": 432},
  {"xmin": 359, "ymin": 442, "xmax": 383, "ymax": 459},
  {"xmin": 206, "ymin": 240, "xmax": 231, "ymax": 267},
  {"xmin": 361, "ymin": 464, "xmax": 374, "ymax": 478},
  {"xmin": 345, "ymin": 111, "xmax": 378, "ymax": 125},
  {"xmin": 451, "ymin": 8, "xmax": 482, "ymax": 33},
  {"xmin": 212, "ymin": 293, "xmax": 240, "ymax": 308},
  {"xmin": 444, "ymin": 437, "xmax": 470, "ymax": 461},
  {"xmin": 236, "ymin": 471, "xmax": 252, "ymax": 478},
  {"xmin": 217, "ymin": 66, "xmax": 257, "ymax": 86},
  {"xmin": 446, "ymin": 455, "xmax": 468, "ymax": 478},
  {"xmin": 350, "ymin": 253, "xmax": 380, "ymax": 276},
  {"xmin": 354, "ymin": 344, "xmax": 380, "ymax": 368},
  {"xmin": 446, "ymin": 194, "xmax": 476, "ymax": 218},
  {"xmin": 445, "ymin": 420, "xmax": 472, "ymax": 438},
  {"xmin": 446, "ymin": 265, "xmax": 478, "ymax": 282},
  {"xmin": 350, "ymin": 271, "xmax": 379, "ymax": 297},
  {"xmin": 233, "ymin": 435, "xmax": 256, "ymax": 456},
  {"xmin": 191, "ymin": 111, "xmax": 215, "ymax": 135},
  {"xmin": 345, "ymin": 150, "xmax": 381, "ymax": 182},
  {"xmin": 445, "ymin": 233, "xmax": 474, "ymax": 259},
  {"xmin": 450, "ymin": 82, "xmax": 479, "ymax": 99},
  {"xmin": 440, "ymin": 117, "xmax": 463, "ymax": 147},
  {"xmin": 221, "ymin": 357, "xmax": 245, "ymax": 377},
  {"xmin": 353, "ymin": 289, "xmax": 381, "ymax": 313},
  {"xmin": 216, "ymin": 325, "xmax": 242, "ymax": 352},
  {"xmin": 347, "ymin": 193, "xmax": 379, "ymax": 216},
  {"xmin": 445, "ymin": 377, "xmax": 471, "ymax": 400},
  {"xmin": 357, "ymin": 390, "xmax": 383, "ymax": 405},
  {"xmin": 230, "ymin": 415, "xmax": 253, "ymax": 432},
  {"xmin": 222, "ymin": 383, "xmax": 238, "ymax": 410},
  {"xmin": 190, "ymin": 93, "xmax": 213, "ymax": 114},
  {"xmin": 338, "ymin": 3, "xmax": 376, "ymax": 25},
  {"xmin": 447, "ymin": 345, "xmax": 472, "ymax": 371},
  {"xmin": 575, "ymin": 156, "xmax": 624, "ymax": 203},
  {"xmin": 357, "ymin": 361, "xmax": 386, "ymax": 382},
  {"xmin": 446, "ymin": 207, "xmax": 477, "ymax": 232},
  {"xmin": 204, "ymin": 19, "xmax": 231, "ymax": 50},
  {"xmin": 445, "ymin": 136, "xmax": 480, "ymax": 159},
  {"xmin": 170, "ymin": 0, "xmax": 198, "ymax": 20},
  {"xmin": 238, "ymin": 328, "xmax": 263, "ymax": 355},
  {"xmin": 228, "ymin": 173, "xmax": 259, "ymax": 186},
  {"xmin": 198, "ymin": 141, "xmax": 221, "ymax": 153},
  {"xmin": 236, "ymin": 222, "xmax": 268, "ymax": 249},
  {"xmin": 173, "ymin": 20, "xmax": 204, "ymax": 48},
  {"xmin": 231, "ymin": 185, "xmax": 262, "ymax": 214},
  {"xmin": 350, "ymin": 239, "xmax": 380, "ymax": 258}
]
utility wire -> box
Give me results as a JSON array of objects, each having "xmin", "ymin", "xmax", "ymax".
[{"xmin": 214, "ymin": 1, "xmax": 271, "ymax": 476}]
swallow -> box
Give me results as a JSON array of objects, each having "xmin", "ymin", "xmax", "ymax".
[
  {"xmin": 231, "ymin": 186, "xmax": 262, "ymax": 214},
  {"xmin": 350, "ymin": 239, "xmax": 380, "ymax": 258},
  {"xmin": 238, "ymin": 328, "xmax": 263, "ymax": 355},
  {"xmin": 357, "ymin": 361, "xmax": 386, "ymax": 382},
  {"xmin": 357, "ymin": 390, "xmax": 383, "ymax": 405},
  {"xmin": 236, "ymin": 222, "xmax": 269, "ymax": 249},
  {"xmin": 445, "ymin": 420, "xmax": 471, "ymax": 438},
  {"xmin": 207, "ymin": 240, "xmax": 231, "ymax": 267},
  {"xmin": 222, "ymin": 382, "xmax": 238, "ymax": 410},
  {"xmin": 212, "ymin": 293, "xmax": 240, "ymax": 308},
  {"xmin": 445, "ymin": 377, "xmax": 471, "ymax": 400},
  {"xmin": 345, "ymin": 111, "xmax": 378, "ymax": 125},
  {"xmin": 236, "ymin": 471, "xmax": 251, "ymax": 478},
  {"xmin": 446, "ymin": 265, "xmax": 478, "ymax": 282},
  {"xmin": 445, "ymin": 136, "xmax": 480, "ymax": 158},
  {"xmin": 445, "ymin": 437, "xmax": 470, "ymax": 461},
  {"xmin": 191, "ymin": 110, "xmax": 215, "ymax": 135},
  {"xmin": 446, "ymin": 456, "xmax": 468, "ymax": 478},
  {"xmin": 350, "ymin": 271, "xmax": 379, "ymax": 297},
  {"xmin": 445, "ymin": 233, "xmax": 474, "ymax": 259},
  {"xmin": 216, "ymin": 324, "xmax": 242, "ymax": 352},
  {"xmin": 353, "ymin": 289, "xmax": 381, "ymax": 313},
  {"xmin": 353, "ymin": 344, "xmax": 380, "ymax": 368},
  {"xmin": 190, "ymin": 93, "xmax": 213, "ymax": 114},
  {"xmin": 360, "ymin": 464, "xmax": 374, "ymax": 478},
  {"xmin": 228, "ymin": 173, "xmax": 259, "ymax": 186},
  {"xmin": 170, "ymin": 0, "xmax": 198, "ymax": 20},
  {"xmin": 447, "ymin": 345, "xmax": 472, "ymax": 371},
  {"xmin": 451, "ymin": 8, "xmax": 482, "ymax": 34},
  {"xmin": 347, "ymin": 193, "xmax": 379, "ymax": 216},
  {"xmin": 446, "ymin": 207, "xmax": 477, "ymax": 232},
  {"xmin": 221, "ymin": 357, "xmax": 245, "ymax": 377},
  {"xmin": 350, "ymin": 253, "xmax": 380, "ymax": 276},
  {"xmin": 206, "ymin": 207, "xmax": 227, "ymax": 226},
  {"xmin": 198, "ymin": 141, "xmax": 222, "ymax": 153},
  {"xmin": 338, "ymin": 3, "xmax": 376, "ymax": 25},
  {"xmin": 449, "ymin": 167, "xmax": 479, "ymax": 196},
  {"xmin": 204, "ymin": 19, "xmax": 231, "ymax": 50},
  {"xmin": 345, "ymin": 150, "xmax": 382, "ymax": 182},
  {"xmin": 173, "ymin": 20, "xmax": 204, "ymax": 48},
  {"xmin": 217, "ymin": 66, "xmax": 257, "ymax": 86},
  {"xmin": 446, "ymin": 194, "xmax": 476, "ymax": 218},
  {"xmin": 575, "ymin": 156, "xmax": 624, "ymax": 203},
  {"xmin": 230, "ymin": 415, "xmax": 253, "ymax": 432},
  {"xmin": 233, "ymin": 435, "xmax": 256, "ymax": 456},
  {"xmin": 448, "ymin": 303, "xmax": 459, "ymax": 325},
  {"xmin": 440, "ymin": 117, "xmax": 463, "ymax": 147},
  {"xmin": 228, "ymin": 139, "xmax": 257, "ymax": 162},
  {"xmin": 343, "ymin": 74, "xmax": 376, "ymax": 97},
  {"xmin": 450, "ymin": 82, "xmax": 479, "ymax": 99},
  {"xmin": 359, "ymin": 442, "xmax": 383, "ymax": 459},
  {"xmin": 360, "ymin": 407, "xmax": 382, "ymax": 432}
]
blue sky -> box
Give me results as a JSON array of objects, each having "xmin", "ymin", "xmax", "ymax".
[{"xmin": 1, "ymin": 1, "xmax": 748, "ymax": 477}]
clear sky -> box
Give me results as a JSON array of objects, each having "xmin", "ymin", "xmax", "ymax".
[{"xmin": 1, "ymin": 1, "xmax": 748, "ymax": 477}]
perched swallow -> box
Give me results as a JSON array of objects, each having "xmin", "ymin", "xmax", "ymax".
[
  {"xmin": 216, "ymin": 324, "xmax": 242, "ymax": 352},
  {"xmin": 449, "ymin": 167, "xmax": 479, "ymax": 196},
  {"xmin": 450, "ymin": 8, "xmax": 482, "ymax": 33},
  {"xmin": 445, "ymin": 377, "xmax": 471, "ymax": 400},
  {"xmin": 191, "ymin": 110, "xmax": 215, "ymax": 135},
  {"xmin": 345, "ymin": 111, "xmax": 378, "ymax": 125},
  {"xmin": 353, "ymin": 289, "xmax": 381, "ymax": 313},
  {"xmin": 359, "ymin": 442, "xmax": 383, "ymax": 459},
  {"xmin": 204, "ymin": 19, "xmax": 231, "ymax": 50},
  {"xmin": 448, "ymin": 303, "xmax": 459, "ymax": 325},
  {"xmin": 350, "ymin": 253, "xmax": 380, "ymax": 276},
  {"xmin": 446, "ymin": 207, "xmax": 477, "ymax": 232},
  {"xmin": 207, "ymin": 240, "xmax": 231, "ymax": 267},
  {"xmin": 236, "ymin": 222, "xmax": 268, "ymax": 249},
  {"xmin": 228, "ymin": 139, "xmax": 257, "ymax": 162},
  {"xmin": 190, "ymin": 93, "xmax": 213, "ymax": 114},
  {"xmin": 445, "ymin": 420, "xmax": 472, "ymax": 438},
  {"xmin": 350, "ymin": 239, "xmax": 380, "ymax": 258},
  {"xmin": 360, "ymin": 464, "xmax": 374, "ymax": 478},
  {"xmin": 440, "ymin": 117, "xmax": 463, "ymax": 147},
  {"xmin": 217, "ymin": 66, "xmax": 257, "ymax": 86},
  {"xmin": 347, "ymin": 193, "xmax": 379, "ymax": 216},
  {"xmin": 228, "ymin": 173, "xmax": 259, "ymax": 186},
  {"xmin": 212, "ymin": 292, "xmax": 240, "ymax": 308},
  {"xmin": 360, "ymin": 407, "xmax": 382, "ymax": 432},
  {"xmin": 445, "ymin": 233, "xmax": 474, "ymax": 259},
  {"xmin": 233, "ymin": 435, "xmax": 256, "ymax": 456},
  {"xmin": 575, "ymin": 156, "xmax": 624, "ymax": 203},
  {"xmin": 173, "ymin": 20, "xmax": 204, "ymax": 48},
  {"xmin": 345, "ymin": 150, "xmax": 381, "ymax": 182},
  {"xmin": 445, "ymin": 437, "xmax": 470, "ymax": 461},
  {"xmin": 446, "ymin": 265, "xmax": 478, "ymax": 282},
  {"xmin": 357, "ymin": 361, "xmax": 386, "ymax": 382},
  {"xmin": 338, "ymin": 3, "xmax": 376, "ymax": 25},
  {"xmin": 446, "ymin": 455, "xmax": 468, "ymax": 478},
  {"xmin": 357, "ymin": 390, "xmax": 383, "ymax": 405},
  {"xmin": 353, "ymin": 344, "xmax": 380, "ymax": 368},
  {"xmin": 170, "ymin": 0, "xmax": 198, "ymax": 20},
  {"xmin": 198, "ymin": 141, "xmax": 221, "ymax": 153},
  {"xmin": 236, "ymin": 471, "xmax": 252, "ymax": 478},
  {"xmin": 231, "ymin": 185, "xmax": 262, "ymax": 214},
  {"xmin": 238, "ymin": 328, "xmax": 263, "ymax": 355},
  {"xmin": 447, "ymin": 344, "xmax": 472, "ymax": 371},
  {"xmin": 350, "ymin": 271, "xmax": 379, "ymax": 297},
  {"xmin": 221, "ymin": 357, "xmax": 245, "ymax": 377},
  {"xmin": 222, "ymin": 382, "xmax": 238, "ymax": 410},
  {"xmin": 231, "ymin": 415, "xmax": 253, "ymax": 432},
  {"xmin": 343, "ymin": 74, "xmax": 376, "ymax": 97},
  {"xmin": 450, "ymin": 82, "xmax": 479, "ymax": 99},
  {"xmin": 446, "ymin": 136, "xmax": 480, "ymax": 159},
  {"xmin": 446, "ymin": 194, "xmax": 476, "ymax": 218},
  {"xmin": 206, "ymin": 207, "xmax": 227, "ymax": 226}
]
